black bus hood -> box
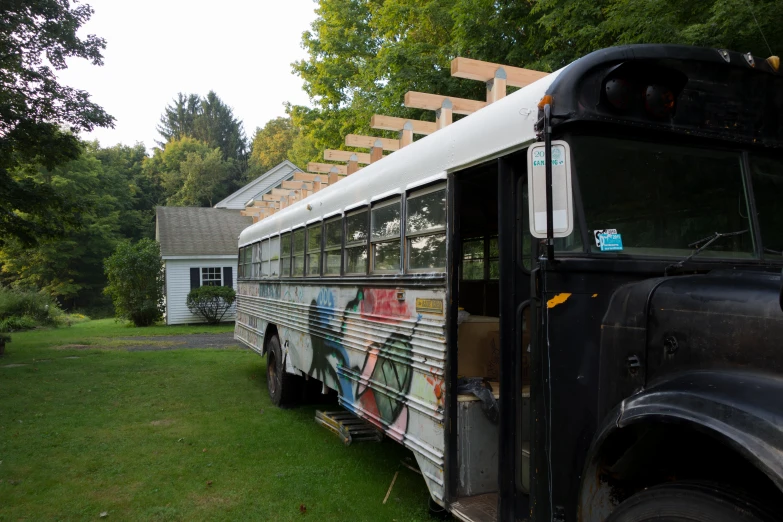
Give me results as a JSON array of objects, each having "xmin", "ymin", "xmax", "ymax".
[{"xmin": 598, "ymin": 269, "xmax": 783, "ymax": 418}]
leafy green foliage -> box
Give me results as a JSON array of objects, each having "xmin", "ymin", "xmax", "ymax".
[
  {"xmin": 103, "ymin": 239, "xmax": 164, "ymax": 327},
  {"xmin": 245, "ymin": 117, "xmax": 297, "ymax": 180},
  {"xmin": 0, "ymin": 285, "xmax": 63, "ymax": 332},
  {"xmin": 186, "ymin": 286, "xmax": 237, "ymax": 324},
  {"xmin": 0, "ymin": 0, "xmax": 113, "ymax": 246},
  {"xmin": 0, "ymin": 142, "xmax": 155, "ymax": 309},
  {"xmin": 286, "ymin": 0, "xmax": 783, "ymax": 168}
]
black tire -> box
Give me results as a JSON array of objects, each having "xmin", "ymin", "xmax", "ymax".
[
  {"xmin": 266, "ymin": 334, "xmax": 300, "ymax": 407},
  {"xmin": 608, "ymin": 482, "xmax": 776, "ymax": 522}
]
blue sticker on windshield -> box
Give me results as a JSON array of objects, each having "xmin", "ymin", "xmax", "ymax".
[{"xmin": 596, "ymin": 231, "xmax": 623, "ymax": 252}]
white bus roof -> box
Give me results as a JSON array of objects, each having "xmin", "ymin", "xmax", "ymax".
[{"xmin": 238, "ymin": 68, "xmax": 564, "ymax": 247}]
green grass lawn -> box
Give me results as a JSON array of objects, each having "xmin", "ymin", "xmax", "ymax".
[{"xmin": 0, "ymin": 321, "xmax": 433, "ymax": 521}]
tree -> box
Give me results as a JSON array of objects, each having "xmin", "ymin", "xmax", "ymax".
[
  {"xmin": 1, "ymin": 0, "xmax": 113, "ymax": 246},
  {"xmin": 186, "ymin": 286, "xmax": 236, "ymax": 324},
  {"xmin": 157, "ymin": 91, "xmax": 247, "ymax": 167},
  {"xmin": 246, "ymin": 117, "xmax": 297, "ymax": 180},
  {"xmin": 103, "ymin": 239, "xmax": 164, "ymax": 327}
]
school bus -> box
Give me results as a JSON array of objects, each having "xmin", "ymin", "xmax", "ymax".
[{"xmin": 235, "ymin": 44, "xmax": 783, "ymax": 521}]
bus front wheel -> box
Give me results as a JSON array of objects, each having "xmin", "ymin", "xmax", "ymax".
[
  {"xmin": 607, "ymin": 483, "xmax": 774, "ymax": 522},
  {"xmin": 266, "ymin": 334, "xmax": 298, "ymax": 407}
]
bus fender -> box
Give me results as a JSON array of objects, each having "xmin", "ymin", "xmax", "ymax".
[{"xmin": 579, "ymin": 369, "xmax": 783, "ymax": 521}]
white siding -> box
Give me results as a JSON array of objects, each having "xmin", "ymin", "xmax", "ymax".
[{"xmin": 164, "ymin": 258, "xmax": 238, "ymax": 325}]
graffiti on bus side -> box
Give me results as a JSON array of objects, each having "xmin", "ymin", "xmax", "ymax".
[{"xmin": 307, "ymin": 287, "xmax": 417, "ymax": 439}]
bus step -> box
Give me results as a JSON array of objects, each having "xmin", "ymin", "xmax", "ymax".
[{"xmin": 315, "ymin": 410, "xmax": 383, "ymax": 446}]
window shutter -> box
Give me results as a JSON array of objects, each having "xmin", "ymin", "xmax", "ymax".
[
  {"xmin": 223, "ymin": 267, "xmax": 233, "ymax": 288},
  {"xmin": 190, "ymin": 267, "xmax": 200, "ymax": 289}
]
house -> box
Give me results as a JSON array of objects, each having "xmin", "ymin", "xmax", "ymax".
[
  {"xmin": 155, "ymin": 160, "xmax": 304, "ymax": 324},
  {"xmin": 213, "ymin": 160, "xmax": 300, "ymax": 210},
  {"xmin": 155, "ymin": 207, "xmax": 252, "ymax": 325}
]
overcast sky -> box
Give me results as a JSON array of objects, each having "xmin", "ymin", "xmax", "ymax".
[{"xmin": 58, "ymin": 0, "xmax": 318, "ymax": 150}]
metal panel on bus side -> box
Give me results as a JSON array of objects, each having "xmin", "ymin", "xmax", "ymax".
[{"xmin": 236, "ymin": 280, "xmax": 448, "ymax": 502}]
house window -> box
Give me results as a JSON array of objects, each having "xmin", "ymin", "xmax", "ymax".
[
  {"xmin": 406, "ymin": 185, "xmax": 446, "ymax": 271},
  {"xmin": 371, "ymin": 198, "xmax": 401, "ymax": 273},
  {"xmin": 345, "ymin": 209, "xmax": 368, "ymax": 274},
  {"xmin": 202, "ymin": 267, "xmax": 222, "ymax": 286},
  {"xmin": 191, "ymin": 266, "xmax": 232, "ymax": 290},
  {"xmin": 323, "ymin": 217, "xmax": 342, "ymax": 275}
]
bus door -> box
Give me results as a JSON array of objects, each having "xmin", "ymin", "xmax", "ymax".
[{"xmin": 497, "ymin": 153, "xmax": 532, "ymax": 521}]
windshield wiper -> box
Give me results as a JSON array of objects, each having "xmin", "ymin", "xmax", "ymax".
[{"xmin": 665, "ymin": 229, "xmax": 749, "ymax": 275}]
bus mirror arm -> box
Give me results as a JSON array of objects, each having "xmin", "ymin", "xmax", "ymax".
[{"xmin": 543, "ymin": 104, "xmax": 555, "ymax": 262}]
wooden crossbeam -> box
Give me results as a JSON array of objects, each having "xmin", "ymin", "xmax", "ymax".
[
  {"xmin": 293, "ymin": 172, "xmax": 326, "ymax": 183},
  {"xmin": 345, "ymin": 134, "xmax": 400, "ymax": 151},
  {"xmin": 281, "ymin": 180, "xmax": 312, "ymax": 191},
  {"xmin": 370, "ymin": 115, "xmax": 437, "ymax": 135},
  {"xmin": 404, "ymin": 91, "xmax": 486, "ymax": 115},
  {"xmin": 262, "ymin": 193, "xmax": 283, "ymax": 202},
  {"xmin": 451, "ymin": 57, "xmax": 549, "ymax": 88},
  {"xmin": 308, "ymin": 162, "xmax": 348, "ymax": 175},
  {"xmin": 324, "ymin": 150, "xmax": 372, "ymax": 164},
  {"xmin": 271, "ymin": 188, "xmax": 293, "ymax": 197}
]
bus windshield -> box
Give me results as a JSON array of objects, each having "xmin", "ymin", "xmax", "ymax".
[
  {"xmin": 749, "ymin": 155, "xmax": 783, "ymax": 256},
  {"xmin": 572, "ymin": 136, "xmax": 756, "ymax": 259}
]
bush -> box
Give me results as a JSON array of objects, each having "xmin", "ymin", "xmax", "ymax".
[
  {"xmin": 104, "ymin": 239, "xmax": 164, "ymax": 327},
  {"xmin": 0, "ymin": 286, "xmax": 63, "ymax": 328},
  {"xmin": 186, "ymin": 286, "xmax": 236, "ymax": 324}
]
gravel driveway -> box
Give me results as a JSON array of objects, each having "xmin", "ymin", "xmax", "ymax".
[{"xmin": 118, "ymin": 332, "xmax": 243, "ymax": 351}]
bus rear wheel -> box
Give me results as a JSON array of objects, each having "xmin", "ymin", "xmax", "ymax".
[
  {"xmin": 607, "ymin": 482, "xmax": 775, "ymax": 522},
  {"xmin": 266, "ymin": 334, "xmax": 299, "ymax": 407}
]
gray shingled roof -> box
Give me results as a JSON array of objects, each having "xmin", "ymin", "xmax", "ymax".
[{"xmin": 156, "ymin": 207, "xmax": 253, "ymax": 257}]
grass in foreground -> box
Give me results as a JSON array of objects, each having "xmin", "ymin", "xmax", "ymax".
[{"xmin": 0, "ymin": 322, "xmax": 432, "ymax": 521}]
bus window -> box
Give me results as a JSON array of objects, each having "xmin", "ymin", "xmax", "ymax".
[
  {"xmin": 323, "ymin": 217, "xmax": 342, "ymax": 275},
  {"xmin": 749, "ymin": 155, "xmax": 783, "ymax": 256},
  {"xmin": 293, "ymin": 228, "xmax": 306, "ymax": 276},
  {"xmin": 260, "ymin": 239, "xmax": 270, "ymax": 277},
  {"xmin": 306, "ymin": 223, "xmax": 322, "ymax": 276},
  {"xmin": 462, "ymin": 239, "xmax": 484, "ymax": 280},
  {"xmin": 345, "ymin": 209, "xmax": 368, "ymax": 274},
  {"xmin": 269, "ymin": 236, "xmax": 280, "ymax": 277},
  {"xmin": 280, "ymin": 233, "xmax": 291, "ymax": 277},
  {"xmin": 371, "ymin": 198, "xmax": 401, "ymax": 273},
  {"xmin": 237, "ymin": 247, "xmax": 244, "ymax": 278},
  {"xmin": 243, "ymin": 246, "xmax": 252, "ymax": 278},
  {"xmin": 407, "ymin": 186, "xmax": 446, "ymax": 271}
]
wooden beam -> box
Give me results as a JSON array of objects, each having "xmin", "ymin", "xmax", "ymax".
[
  {"xmin": 436, "ymin": 99, "xmax": 452, "ymax": 129},
  {"xmin": 294, "ymin": 172, "xmax": 324, "ymax": 183},
  {"xmin": 486, "ymin": 69, "xmax": 507, "ymax": 103},
  {"xmin": 404, "ymin": 91, "xmax": 485, "ymax": 115},
  {"xmin": 399, "ymin": 122, "xmax": 413, "ymax": 147},
  {"xmin": 308, "ymin": 162, "xmax": 348, "ymax": 175},
  {"xmin": 262, "ymin": 193, "xmax": 283, "ymax": 202},
  {"xmin": 370, "ymin": 115, "xmax": 437, "ymax": 135},
  {"xmin": 271, "ymin": 188, "xmax": 293, "ymax": 197},
  {"xmin": 347, "ymin": 155, "xmax": 359, "ymax": 174},
  {"xmin": 324, "ymin": 149, "xmax": 372, "ymax": 164},
  {"xmin": 345, "ymin": 134, "xmax": 400, "ymax": 151},
  {"xmin": 281, "ymin": 180, "xmax": 312, "ymax": 191},
  {"xmin": 451, "ymin": 57, "xmax": 549, "ymax": 88},
  {"xmin": 328, "ymin": 169, "xmax": 340, "ymax": 185}
]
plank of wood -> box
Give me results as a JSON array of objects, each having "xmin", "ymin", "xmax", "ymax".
[
  {"xmin": 281, "ymin": 180, "xmax": 312, "ymax": 191},
  {"xmin": 451, "ymin": 56, "xmax": 549, "ymax": 88},
  {"xmin": 345, "ymin": 134, "xmax": 400, "ymax": 151},
  {"xmin": 262, "ymin": 193, "xmax": 283, "ymax": 202},
  {"xmin": 271, "ymin": 188, "xmax": 293, "ymax": 197},
  {"xmin": 293, "ymin": 172, "xmax": 324, "ymax": 183},
  {"xmin": 308, "ymin": 162, "xmax": 348, "ymax": 175},
  {"xmin": 404, "ymin": 91, "xmax": 486, "ymax": 115},
  {"xmin": 370, "ymin": 115, "xmax": 437, "ymax": 135},
  {"xmin": 324, "ymin": 149, "xmax": 372, "ymax": 164}
]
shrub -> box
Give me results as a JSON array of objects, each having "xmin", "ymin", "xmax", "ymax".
[
  {"xmin": 0, "ymin": 315, "xmax": 38, "ymax": 332},
  {"xmin": 186, "ymin": 286, "xmax": 236, "ymax": 324},
  {"xmin": 104, "ymin": 239, "xmax": 164, "ymax": 327},
  {"xmin": 0, "ymin": 286, "xmax": 63, "ymax": 327}
]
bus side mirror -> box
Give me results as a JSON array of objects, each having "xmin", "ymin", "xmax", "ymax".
[{"xmin": 527, "ymin": 140, "xmax": 574, "ymax": 239}]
